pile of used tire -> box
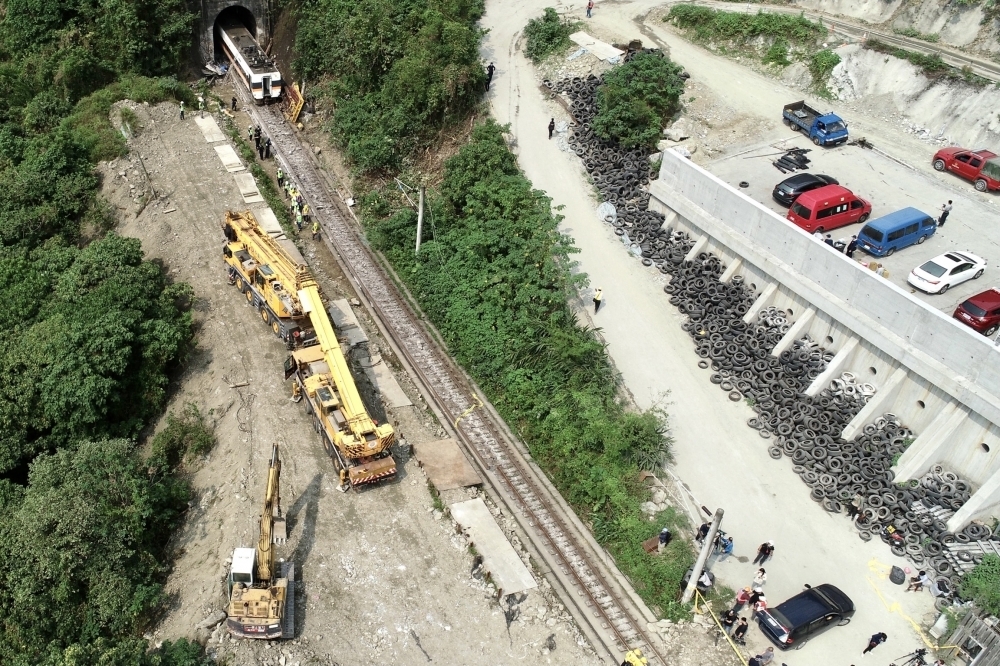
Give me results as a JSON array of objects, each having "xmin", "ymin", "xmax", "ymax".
[{"xmin": 601, "ymin": 229, "xmax": 990, "ymax": 589}]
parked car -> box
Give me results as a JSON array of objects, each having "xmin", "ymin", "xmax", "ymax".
[
  {"xmin": 772, "ymin": 173, "xmax": 839, "ymax": 206},
  {"xmin": 787, "ymin": 184, "xmax": 872, "ymax": 233},
  {"xmin": 908, "ymin": 251, "xmax": 986, "ymax": 294},
  {"xmin": 857, "ymin": 207, "xmax": 937, "ymax": 257},
  {"xmin": 954, "ymin": 289, "xmax": 1000, "ymax": 336},
  {"xmin": 756, "ymin": 584, "xmax": 854, "ymax": 650},
  {"xmin": 932, "ymin": 147, "xmax": 1000, "ymax": 192}
]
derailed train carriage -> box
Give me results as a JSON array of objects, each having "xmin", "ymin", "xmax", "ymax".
[{"xmin": 217, "ymin": 18, "xmax": 282, "ymax": 104}]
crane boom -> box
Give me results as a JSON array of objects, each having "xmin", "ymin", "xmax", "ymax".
[{"xmin": 257, "ymin": 444, "xmax": 282, "ymax": 582}]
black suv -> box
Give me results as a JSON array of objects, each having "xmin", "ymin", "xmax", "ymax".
[
  {"xmin": 771, "ymin": 173, "xmax": 839, "ymax": 206},
  {"xmin": 756, "ymin": 584, "xmax": 854, "ymax": 650}
]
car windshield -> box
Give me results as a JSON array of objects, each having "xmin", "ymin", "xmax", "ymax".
[
  {"xmin": 861, "ymin": 225, "xmax": 883, "ymax": 243},
  {"xmin": 825, "ymin": 121, "xmax": 846, "ymax": 133},
  {"xmin": 791, "ymin": 202, "xmax": 811, "ymax": 219},
  {"xmin": 963, "ymin": 301, "xmax": 988, "ymax": 317},
  {"xmin": 768, "ymin": 607, "xmax": 792, "ymax": 632},
  {"xmin": 920, "ymin": 261, "xmax": 948, "ymax": 278}
]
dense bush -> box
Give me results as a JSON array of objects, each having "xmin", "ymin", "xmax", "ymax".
[
  {"xmin": 524, "ymin": 8, "xmax": 577, "ymax": 62},
  {"xmin": 961, "ymin": 553, "xmax": 1000, "ymax": 615},
  {"xmin": 667, "ymin": 5, "xmax": 825, "ymax": 45},
  {"xmin": 592, "ymin": 52, "xmax": 685, "ymax": 149},
  {"xmin": 0, "ymin": 0, "xmax": 202, "ymax": 661},
  {"xmin": 365, "ymin": 120, "xmax": 692, "ymax": 617},
  {"xmin": 294, "ymin": 0, "xmax": 486, "ymax": 172}
]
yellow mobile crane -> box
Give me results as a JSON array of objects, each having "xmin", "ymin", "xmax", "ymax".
[
  {"xmin": 286, "ymin": 285, "xmax": 396, "ymax": 487},
  {"xmin": 227, "ymin": 444, "xmax": 293, "ymax": 639},
  {"xmin": 222, "ymin": 210, "xmax": 316, "ymax": 348},
  {"xmin": 221, "ymin": 209, "xmax": 396, "ymax": 487}
]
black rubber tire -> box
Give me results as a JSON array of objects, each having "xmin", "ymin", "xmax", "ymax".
[
  {"xmin": 976, "ymin": 178, "xmax": 988, "ymax": 192},
  {"xmin": 858, "ymin": 213, "xmax": 869, "ymax": 223},
  {"xmin": 974, "ymin": 269, "xmax": 984, "ymax": 279},
  {"xmin": 917, "ymin": 235, "xmax": 927, "ymax": 244},
  {"xmin": 940, "ymin": 283, "xmax": 950, "ymax": 294},
  {"xmin": 886, "ymin": 247, "xmax": 895, "ymax": 257},
  {"xmin": 933, "ymin": 159, "xmax": 946, "ymax": 171}
]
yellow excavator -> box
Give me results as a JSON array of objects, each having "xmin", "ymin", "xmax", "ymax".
[
  {"xmin": 226, "ymin": 444, "xmax": 293, "ymax": 639},
  {"xmin": 286, "ymin": 285, "xmax": 396, "ymax": 488},
  {"xmin": 221, "ymin": 209, "xmax": 396, "ymax": 488}
]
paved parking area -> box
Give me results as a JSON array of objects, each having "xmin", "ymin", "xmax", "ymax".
[{"xmin": 707, "ymin": 133, "xmax": 1000, "ymax": 329}]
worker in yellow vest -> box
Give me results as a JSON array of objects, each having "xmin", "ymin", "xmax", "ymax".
[{"xmin": 622, "ymin": 648, "xmax": 648, "ymax": 666}]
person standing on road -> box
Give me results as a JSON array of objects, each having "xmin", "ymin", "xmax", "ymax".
[
  {"xmin": 862, "ymin": 632, "xmax": 887, "ymax": 654},
  {"xmin": 747, "ymin": 587, "xmax": 763, "ymax": 607},
  {"xmin": 593, "ymin": 288, "xmax": 603, "ymax": 314},
  {"xmin": 277, "ymin": 168, "xmax": 284, "ymax": 190},
  {"xmin": 302, "ymin": 203, "xmax": 311, "ymax": 226},
  {"xmin": 257, "ymin": 138, "xmax": 264, "ymax": 160},
  {"xmin": 753, "ymin": 541, "xmax": 774, "ymax": 564},
  {"xmin": 752, "ymin": 595, "xmax": 767, "ymax": 614},
  {"xmin": 231, "ymin": 97, "xmax": 237, "ymax": 111},
  {"xmin": 846, "ymin": 235, "xmax": 858, "ymax": 259},
  {"xmin": 732, "ymin": 587, "xmax": 751, "ymax": 613},
  {"xmin": 312, "ymin": 220, "xmax": 321, "ymax": 240},
  {"xmin": 254, "ymin": 125, "xmax": 262, "ymax": 151},
  {"xmin": 824, "ymin": 234, "xmax": 835, "ymax": 247},
  {"xmin": 695, "ymin": 522, "xmax": 710, "ymax": 543},
  {"xmin": 657, "ymin": 527, "xmax": 672, "ymax": 553},
  {"xmin": 587, "ymin": 0, "xmax": 594, "ymax": 18},
  {"xmin": 179, "ymin": 101, "xmax": 185, "ymax": 120},
  {"xmin": 548, "ymin": 118, "xmax": 556, "ymax": 139},
  {"xmin": 721, "ymin": 609, "xmax": 737, "ymax": 634},
  {"xmin": 296, "ymin": 209, "xmax": 304, "ymax": 232},
  {"xmin": 485, "ymin": 62, "xmax": 495, "ymax": 90},
  {"xmin": 938, "ymin": 200, "xmax": 953, "ymax": 227},
  {"xmin": 247, "ymin": 124, "xmax": 253, "ymax": 143},
  {"xmin": 264, "ymin": 137, "xmax": 272, "ymax": 159},
  {"xmin": 732, "ymin": 618, "xmax": 748, "ymax": 645},
  {"xmin": 752, "ymin": 568, "xmax": 767, "ymax": 587}
]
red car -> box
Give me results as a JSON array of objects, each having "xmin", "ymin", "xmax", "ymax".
[
  {"xmin": 932, "ymin": 147, "xmax": 1000, "ymax": 192},
  {"xmin": 954, "ymin": 288, "xmax": 1000, "ymax": 336}
]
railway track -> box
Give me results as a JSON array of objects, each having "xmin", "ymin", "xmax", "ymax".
[{"xmin": 237, "ymin": 93, "xmax": 669, "ymax": 664}]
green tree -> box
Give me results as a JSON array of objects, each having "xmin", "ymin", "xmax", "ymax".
[
  {"xmin": 523, "ymin": 8, "xmax": 576, "ymax": 62},
  {"xmin": 592, "ymin": 53, "xmax": 686, "ymax": 149}
]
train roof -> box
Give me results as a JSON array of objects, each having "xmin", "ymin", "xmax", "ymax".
[{"xmin": 219, "ymin": 18, "xmax": 279, "ymax": 76}]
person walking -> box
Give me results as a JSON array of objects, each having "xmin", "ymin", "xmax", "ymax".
[
  {"xmin": 657, "ymin": 527, "xmax": 672, "ymax": 553},
  {"xmin": 296, "ymin": 209, "xmax": 304, "ymax": 232},
  {"xmin": 257, "ymin": 139, "xmax": 265, "ymax": 160},
  {"xmin": 264, "ymin": 137, "xmax": 272, "ymax": 159},
  {"xmin": 302, "ymin": 203, "xmax": 311, "ymax": 226},
  {"xmin": 312, "ymin": 220, "xmax": 321, "ymax": 240},
  {"xmin": 485, "ymin": 62, "xmax": 495, "ymax": 90},
  {"xmin": 254, "ymin": 125, "xmax": 262, "ymax": 151},
  {"xmin": 587, "ymin": 0, "xmax": 594, "ymax": 18},
  {"xmin": 179, "ymin": 101, "xmax": 185, "ymax": 120},
  {"xmin": 621, "ymin": 648, "xmax": 648, "ymax": 666},
  {"xmin": 862, "ymin": 632, "xmax": 887, "ymax": 654},
  {"xmin": 548, "ymin": 118, "xmax": 556, "ymax": 139},
  {"xmin": 593, "ymin": 288, "xmax": 603, "ymax": 314},
  {"xmin": 846, "ymin": 235, "xmax": 858, "ymax": 259},
  {"xmin": 721, "ymin": 609, "xmax": 737, "ymax": 634},
  {"xmin": 732, "ymin": 618, "xmax": 748, "ymax": 645},
  {"xmin": 732, "ymin": 587, "xmax": 751, "ymax": 613},
  {"xmin": 752, "ymin": 568, "xmax": 767, "ymax": 587},
  {"xmin": 247, "ymin": 124, "xmax": 254, "ymax": 143},
  {"xmin": 938, "ymin": 200, "xmax": 953, "ymax": 227},
  {"xmin": 277, "ymin": 168, "xmax": 284, "ymax": 190},
  {"xmin": 753, "ymin": 541, "xmax": 774, "ymax": 565},
  {"xmin": 231, "ymin": 97, "xmax": 237, "ymax": 111}
]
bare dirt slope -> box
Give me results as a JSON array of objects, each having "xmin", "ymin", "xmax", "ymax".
[{"xmin": 100, "ymin": 97, "xmax": 597, "ymax": 666}]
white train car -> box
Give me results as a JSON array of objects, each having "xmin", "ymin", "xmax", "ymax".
[{"xmin": 218, "ymin": 19, "xmax": 282, "ymax": 104}]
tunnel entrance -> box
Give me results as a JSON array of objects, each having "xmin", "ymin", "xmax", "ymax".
[{"xmin": 213, "ymin": 5, "xmax": 257, "ymax": 62}]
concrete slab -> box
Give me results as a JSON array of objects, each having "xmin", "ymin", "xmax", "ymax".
[
  {"xmin": 255, "ymin": 207, "xmax": 284, "ymax": 237},
  {"xmin": 413, "ymin": 438, "xmax": 481, "ymax": 490},
  {"xmin": 367, "ymin": 355, "xmax": 413, "ymax": 407},
  {"xmin": 328, "ymin": 298, "xmax": 413, "ymax": 406},
  {"xmin": 329, "ymin": 299, "xmax": 370, "ymax": 348},
  {"xmin": 569, "ymin": 31, "xmax": 625, "ymax": 61},
  {"xmin": 449, "ymin": 498, "xmax": 535, "ymax": 595},
  {"xmin": 214, "ymin": 144, "xmax": 245, "ymax": 173},
  {"xmin": 193, "ymin": 115, "xmax": 226, "ymax": 143},
  {"xmin": 234, "ymin": 173, "xmax": 264, "ymax": 204}
]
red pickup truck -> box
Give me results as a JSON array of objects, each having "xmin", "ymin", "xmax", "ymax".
[{"xmin": 932, "ymin": 147, "xmax": 1000, "ymax": 192}]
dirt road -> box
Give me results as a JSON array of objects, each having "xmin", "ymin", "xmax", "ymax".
[
  {"xmin": 105, "ymin": 96, "xmax": 597, "ymax": 665},
  {"xmin": 480, "ymin": 1, "xmax": 940, "ymax": 664}
]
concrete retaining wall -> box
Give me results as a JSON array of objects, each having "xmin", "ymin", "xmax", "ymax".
[{"xmin": 650, "ymin": 149, "xmax": 1000, "ymax": 525}]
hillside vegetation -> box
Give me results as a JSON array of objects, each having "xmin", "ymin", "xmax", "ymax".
[
  {"xmin": 0, "ymin": 1, "xmax": 209, "ymax": 663},
  {"xmin": 295, "ymin": 1, "xmax": 695, "ymax": 618}
]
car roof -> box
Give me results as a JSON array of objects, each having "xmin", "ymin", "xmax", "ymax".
[
  {"xmin": 864, "ymin": 207, "xmax": 932, "ymax": 231},
  {"xmin": 924, "ymin": 252, "xmax": 983, "ymax": 268},
  {"xmin": 817, "ymin": 114, "xmax": 842, "ymax": 124},
  {"xmin": 781, "ymin": 173, "xmax": 824, "ymax": 187},
  {"xmin": 774, "ymin": 585, "xmax": 854, "ymax": 627},
  {"xmin": 794, "ymin": 184, "xmax": 854, "ymax": 206},
  {"xmin": 966, "ymin": 288, "xmax": 1000, "ymax": 308}
]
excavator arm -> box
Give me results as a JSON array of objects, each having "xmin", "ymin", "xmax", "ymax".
[{"xmin": 257, "ymin": 444, "xmax": 285, "ymax": 582}]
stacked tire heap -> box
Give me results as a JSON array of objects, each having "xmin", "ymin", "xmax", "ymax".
[
  {"xmin": 545, "ymin": 62, "xmax": 671, "ymax": 267},
  {"xmin": 647, "ymin": 246, "xmax": 987, "ymax": 586}
]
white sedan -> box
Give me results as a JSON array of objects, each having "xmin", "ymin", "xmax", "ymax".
[{"xmin": 908, "ymin": 251, "xmax": 987, "ymax": 294}]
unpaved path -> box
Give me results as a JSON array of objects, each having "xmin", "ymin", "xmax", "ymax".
[
  {"xmin": 480, "ymin": 2, "xmax": 941, "ymax": 664},
  {"xmin": 103, "ymin": 96, "xmax": 597, "ymax": 666}
]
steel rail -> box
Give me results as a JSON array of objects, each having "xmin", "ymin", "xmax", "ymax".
[{"xmin": 234, "ymin": 91, "xmax": 670, "ymax": 664}]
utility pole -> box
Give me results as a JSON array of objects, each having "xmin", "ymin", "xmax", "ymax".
[
  {"xmin": 415, "ymin": 186, "xmax": 425, "ymax": 254},
  {"xmin": 681, "ymin": 507, "xmax": 723, "ymax": 604}
]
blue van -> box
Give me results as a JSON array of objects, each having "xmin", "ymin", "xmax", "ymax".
[{"xmin": 856, "ymin": 207, "xmax": 937, "ymax": 257}]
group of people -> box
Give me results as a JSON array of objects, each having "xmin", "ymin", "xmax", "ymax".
[
  {"xmin": 814, "ymin": 231, "xmax": 859, "ymax": 258},
  {"xmin": 282, "ymin": 176, "xmax": 317, "ymax": 237},
  {"xmin": 248, "ymin": 124, "xmax": 273, "ymax": 160}
]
